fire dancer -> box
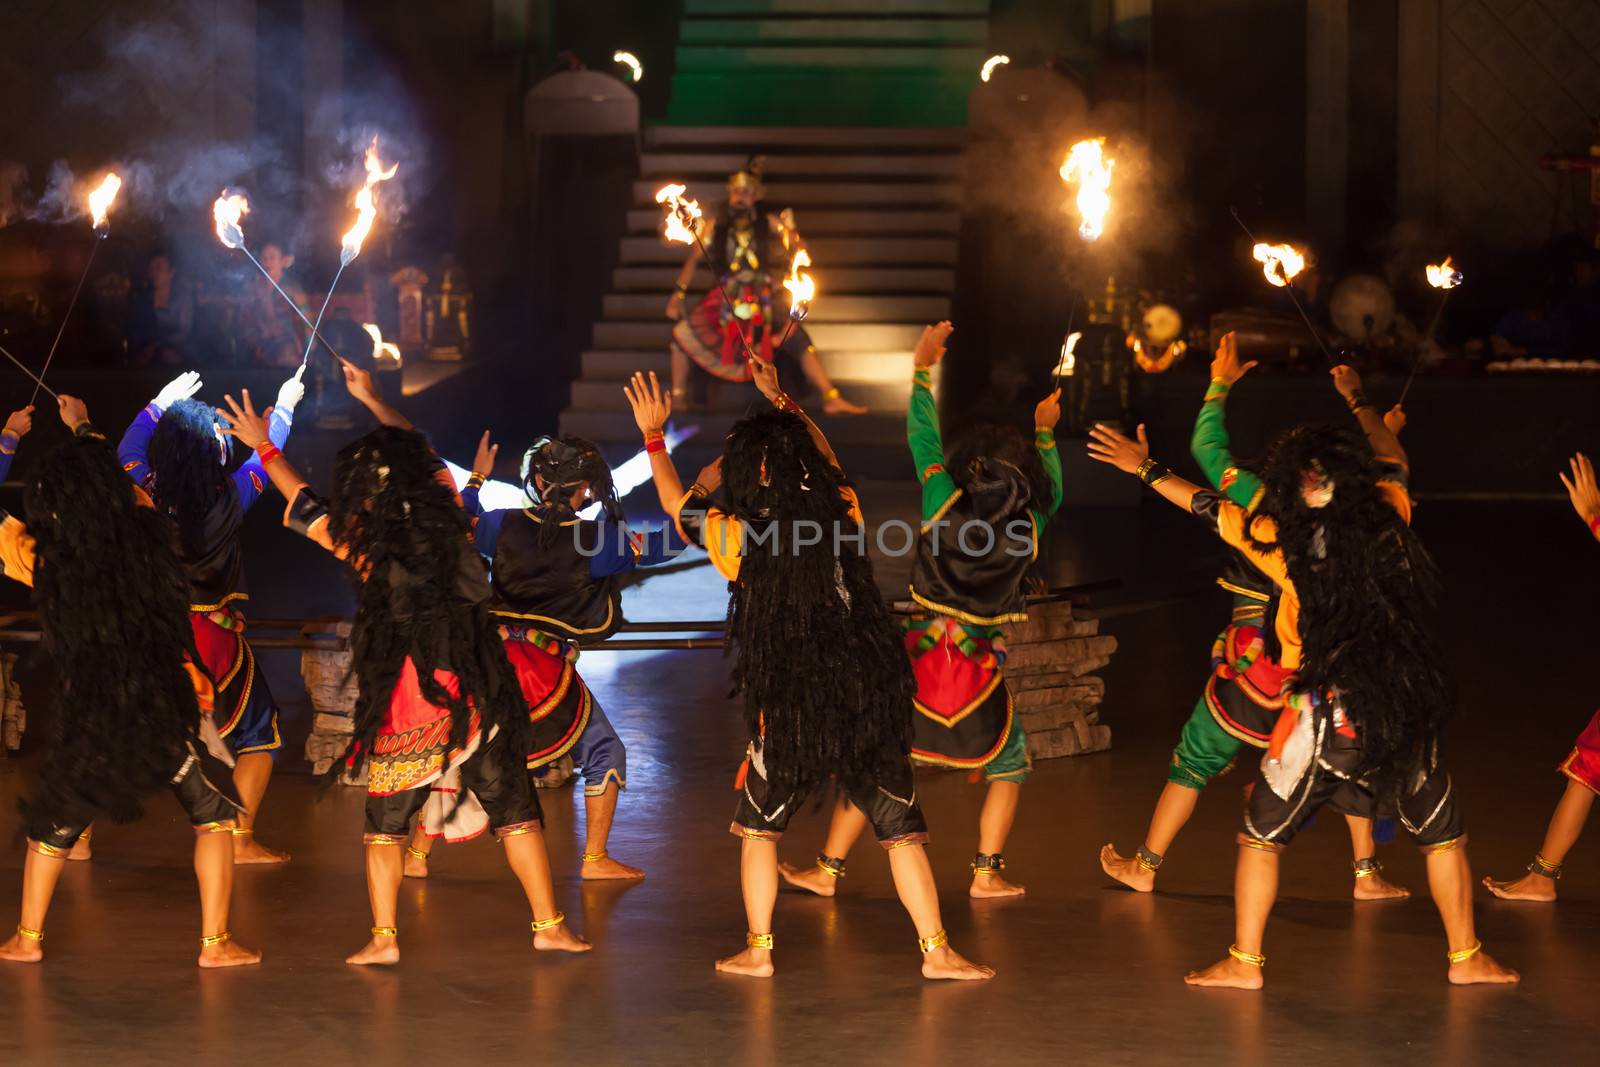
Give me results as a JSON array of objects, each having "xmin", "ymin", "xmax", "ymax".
[
  {"xmin": 1100, "ymin": 333, "xmax": 1410, "ymax": 901},
  {"xmin": 665, "ymin": 157, "xmax": 866, "ymax": 415},
  {"xmin": 215, "ymin": 364, "xmax": 589, "ymax": 965},
  {"xmin": 110, "ymin": 367, "xmax": 307, "ymax": 864},
  {"xmin": 401, "ymin": 431, "xmax": 687, "ymax": 882},
  {"xmin": 624, "ymin": 360, "xmax": 991, "ymax": 980},
  {"xmin": 1085, "ymin": 367, "xmax": 1517, "ymax": 988},
  {"xmin": 0, "ymin": 395, "xmax": 260, "ymax": 968},
  {"xmin": 778, "ymin": 321, "xmax": 1062, "ymax": 900},
  {"xmin": 1482, "ymin": 451, "xmax": 1600, "ymax": 902}
]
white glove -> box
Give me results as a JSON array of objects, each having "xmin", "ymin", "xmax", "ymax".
[
  {"xmin": 275, "ymin": 364, "xmax": 306, "ymax": 418},
  {"xmin": 151, "ymin": 371, "xmax": 202, "ymax": 414}
]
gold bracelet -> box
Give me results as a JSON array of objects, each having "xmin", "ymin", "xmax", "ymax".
[
  {"xmin": 918, "ymin": 929, "xmax": 949, "ymax": 954},
  {"xmin": 1446, "ymin": 940, "xmax": 1482, "ymax": 965},
  {"xmin": 405, "ymin": 846, "xmax": 429, "ymax": 862},
  {"xmin": 581, "ymin": 850, "xmax": 608, "ymax": 863},
  {"xmin": 199, "ymin": 931, "xmax": 232, "ymax": 948},
  {"xmin": 370, "ymin": 926, "xmax": 398, "ymax": 938},
  {"xmin": 530, "ymin": 913, "xmax": 566, "ymax": 933},
  {"xmin": 746, "ymin": 931, "xmax": 774, "ymax": 950},
  {"xmin": 1227, "ymin": 944, "xmax": 1266, "ymax": 967},
  {"xmin": 15, "ymin": 925, "xmax": 43, "ymax": 942},
  {"xmin": 1133, "ymin": 458, "xmax": 1156, "ymax": 481}
]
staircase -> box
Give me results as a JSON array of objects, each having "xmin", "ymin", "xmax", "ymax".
[{"xmin": 558, "ymin": 124, "xmax": 968, "ymax": 481}]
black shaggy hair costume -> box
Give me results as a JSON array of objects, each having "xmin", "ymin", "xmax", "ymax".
[
  {"xmin": 720, "ymin": 410, "xmax": 914, "ymax": 800},
  {"xmin": 522, "ymin": 434, "xmax": 621, "ymax": 545},
  {"xmin": 147, "ymin": 397, "xmax": 233, "ymax": 558},
  {"xmin": 1249, "ymin": 424, "xmax": 1450, "ymax": 786},
  {"xmin": 326, "ymin": 426, "xmax": 528, "ymax": 784},
  {"xmin": 24, "ymin": 432, "xmax": 205, "ymax": 823},
  {"xmin": 945, "ymin": 422, "xmax": 1053, "ymax": 525}
]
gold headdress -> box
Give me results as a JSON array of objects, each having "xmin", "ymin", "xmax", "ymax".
[{"xmin": 728, "ymin": 155, "xmax": 766, "ymax": 195}]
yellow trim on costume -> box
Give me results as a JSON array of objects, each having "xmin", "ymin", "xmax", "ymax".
[
  {"xmin": 908, "ymin": 588, "xmax": 1029, "ymax": 627},
  {"xmin": 911, "ymin": 687, "xmax": 1014, "ymax": 771},
  {"xmin": 583, "ymin": 767, "xmax": 625, "ymax": 798},
  {"xmin": 1215, "ymin": 578, "xmax": 1270, "ymax": 602},
  {"xmin": 912, "ymin": 671, "xmax": 1006, "ymax": 731},
  {"xmin": 1558, "ymin": 749, "xmax": 1600, "ymax": 796},
  {"xmin": 491, "ymin": 597, "xmax": 616, "ymax": 637},
  {"xmin": 1202, "ymin": 680, "xmax": 1271, "ymax": 748},
  {"xmin": 524, "ymin": 509, "xmax": 578, "ymax": 528},
  {"xmin": 526, "ymin": 682, "xmax": 593, "ymax": 770},
  {"xmin": 188, "ymin": 591, "xmax": 250, "ymax": 614},
  {"xmin": 920, "ymin": 488, "xmax": 965, "ymax": 532},
  {"xmin": 1247, "ymin": 485, "xmax": 1265, "ymax": 513}
]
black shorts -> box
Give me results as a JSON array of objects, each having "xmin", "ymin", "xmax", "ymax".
[
  {"xmin": 1241, "ymin": 705, "xmax": 1463, "ymax": 851},
  {"xmin": 27, "ymin": 744, "xmax": 240, "ymax": 849},
  {"xmin": 364, "ymin": 738, "xmax": 542, "ymax": 841},
  {"xmin": 730, "ymin": 744, "xmax": 929, "ymax": 847}
]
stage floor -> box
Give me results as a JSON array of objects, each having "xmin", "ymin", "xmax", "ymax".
[{"xmin": 0, "ymin": 500, "xmax": 1596, "ymax": 1064}]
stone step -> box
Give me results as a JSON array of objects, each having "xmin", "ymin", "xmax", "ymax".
[
  {"xmin": 602, "ymin": 292, "xmax": 950, "ymax": 322},
  {"xmin": 625, "ymin": 207, "xmax": 959, "ymax": 236},
  {"xmin": 619, "ymin": 235, "xmax": 958, "ymax": 265},
  {"xmin": 561, "ymin": 408, "xmax": 905, "ymax": 448},
  {"xmin": 613, "ymin": 265, "xmax": 956, "ymax": 293},
  {"xmin": 641, "ymin": 152, "xmax": 961, "ymax": 179},
  {"xmin": 680, "ymin": 18, "xmax": 987, "ymax": 46},
  {"xmin": 666, "ymin": 72, "xmax": 971, "ymax": 128},
  {"xmin": 685, "ymin": 0, "xmax": 987, "ymax": 13},
  {"xmin": 632, "ymin": 179, "xmax": 962, "ymax": 208},
  {"xmin": 677, "ymin": 46, "xmax": 986, "ymax": 72},
  {"xmin": 593, "ymin": 319, "xmax": 925, "ymax": 350},
  {"xmin": 579, "ymin": 347, "xmax": 914, "ymax": 385},
  {"xmin": 644, "ymin": 127, "xmax": 967, "ymax": 150},
  {"xmin": 569, "ymin": 376, "xmax": 911, "ymax": 414}
]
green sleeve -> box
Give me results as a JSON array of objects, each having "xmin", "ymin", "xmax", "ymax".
[
  {"xmin": 909, "ymin": 369, "xmax": 958, "ymax": 522},
  {"xmin": 1033, "ymin": 428, "xmax": 1063, "ymax": 527},
  {"xmin": 1190, "ymin": 379, "xmax": 1262, "ymax": 509}
]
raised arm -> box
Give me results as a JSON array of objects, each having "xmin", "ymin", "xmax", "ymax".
[
  {"xmin": 1191, "ymin": 332, "xmax": 1264, "ymax": 508},
  {"xmin": 0, "ymin": 405, "xmax": 33, "ymax": 486},
  {"xmin": 665, "ymin": 219, "xmax": 711, "ymax": 322},
  {"xmin": 458, "ymin": 430, "xmax": 498, "ymax": 518},
  {"xmin": 340, "ymin": 357, "xmax": 412, "ymax": 431},
  {"xmin": 907, "ymin": 322, "xmax": 959, "ymax": 521},
  {"xmin": 1088, "ymin": 422, "xmax": 1206, "ymax": 513},
  {"xmin": 119, "ymin": 371, "xmax": 203, "ymax": 487},
  {"xmin": 1034, "ymin": 384, "xmax": 1064, "ymax": 517},
  {"xmin": 624, "ymin": 370, "xmax": 688, "ymax": 518},
  {"xmin": 216, "ymin": 390, "xmax": 334, "ymax": 555},
  {"xmin": 1331, "ymin": 364, "xmax": 1407, "ymax": 472},
  {"xmin": 748, "ymin": 355, "xmax": 842, "ymax": 471},
  {"xmin": 1560, "ymin": 452, "xmax": 1600, "ymax": 542},
  {"xmin": 233, "ymin": 366, "xmax": 303, "ymax": 510}
]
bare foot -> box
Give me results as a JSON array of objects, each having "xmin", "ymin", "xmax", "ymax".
[
  {"xmin": 232, "ymin": 837, "xmax": 290, "ymax": 865},
  {"xmin": 533, "ymin": 925, "xmax": 593, "ymax": 953},
  {"xmin": 1100, "ymin": 844, "xmax": 1155, "ymax": 893},
  {"xmin": 403, "ymin": 851, "xmax": 430, "ymax": 879},
  {"xmin": 198, "ymin": 939, "xmax": 262, "ymax": 968},
  {"xmin": 969, "ymin": 871, "xmax": 1026, "ymax": 898},
  {"xmin": 822, "ymin": 394, "xmax": 868, "ymax": 416},
  {"xmin": 778, "ymin": 861, "xmax": 836, "ymax": 897},
  {"xmin": 1352, "ymin": 872, "xmax": 1410, "ymax": 901},
  {"xmin": 0, "ymin": 932, "xmax": 43, "ymax": 964},
  {"xmin": 921, "ymin": 944, "xmax": 995, "ymax": 981},
  {"xmin": 715, "ymin": 946, "xmax": 774, "ymax": 977},
  {"xmin": 67, "ymin": 838, "xmax": 92, "ymax": 862},
  {"xmin": 1448, "ymin": 951, "xmax": 1520, "ymax": 985},
  {"xmin": 581, "ymin": 855, "xmax": 644, "ymax": 881},
  {"xmin": 1184, "ymin": 956, "xmax": 1264, "ymax": 990},
  {"xmin": 1482, "ymin": 873, "xmax": 1557, "ymax": 902},
  {"xmin": 345, "ymin": 936, "xmax": 400, "ymax": 966}
]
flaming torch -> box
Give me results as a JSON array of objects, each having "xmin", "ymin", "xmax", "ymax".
[
  {"xmin": 301, "ymin": 138, "xmax": 399, "ymax": 368},
  {"xmin": 212, "ymin": 189, "xmax": 345, "ymax": 362},
  {"xmin": 1060, "ymin": 138, "xmax": 1113, "ymax": 241},
  {"xmin": 32, "ymin": 171, "xmax": 124, "ymax": 403},
  {"xmin": 1399, "ymin": 256, "xmax": 1464, "ymax": 405},
  {"xmin": 363, "ymin": 323, "xmax": 403, "ymax": 369},
  {"xmin": 1229, "ymin": 205, "xmax": 1335, "ymax": 366},
  {"xmin": 980, "ymin": 54, "xmax": 1010, "ymax": 83},
  {"xmin": 654, "ymin": 181, "xmax": 761, "ymax": 366},
  {"xmin": 777, "ymin": 248, "xmax": 816, "ymax": 350}
]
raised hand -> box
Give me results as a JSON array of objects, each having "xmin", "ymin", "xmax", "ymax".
[
  {"xmin": 914, "ymin": 321, "xmax": 954, "ymax": 370},
  {"xmin": 748, "ymin": 356, "xmax": 782, "ymax": 402},
  {"xmin": 1383, "ymin": 404, "xmax": 1406, "ymax": 436},
  {"xmin": 695, "ymin": 456, "xmax": 724, "ymax": 494},
  {"xmin": 3, "ymin": 405, "xmax": 34, "ymax": 440},
  {"xmin": 472, "ymin": 430, "xmax": 499, "ymax": 478},
  {"xmin": 153, "ymin": 370, "xmax": 203, "ymax": 413},
  {"xmin": 57, "ymin": 395, "xmax": 89, "ymax": 432},
  {"xmin": 338, "ymin": 357, "xmax": 378, "ymax": 405},
  {"xmin": 214, "ymin": 390, "xmax": 274, "ymax": 452},
  {"xmin": 275, "ymin": 364, "xmax": 306, "ymax": 416},
  {"xmin": 623, "ymin": 371, "xmax": 671, "ymax": 435},
  {"xmin": 1034, "ymin": 387, "xmax": 1062, "ymax": 431},
  {"xmin": 1086, "ymin": 422, "xmax": 1150, "ymax": 474},
  {"xmin": 1559, "ymin": 452, "xmax": 1600, "ymax": 527},
  {"xmin": 1330, "ymin": 364, "xmax": 1362, "ymax": 400},
  {"xmin": 1210, "ymin": 331, "xmax": 1257, "ymax": 386}
]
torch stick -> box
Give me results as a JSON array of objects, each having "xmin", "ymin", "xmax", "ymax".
[
  {"xmin": 1398, "ymin": 292, "xmax": 1450, "ymax": 407},
  {"xmin": 31, "ymin": 240, "xmax": 100, "ymax": 405},
  {"xmin": 1054, "ymin": 295, "xmax": 1080, "ymax": 391},
  {"xmin": 300, "ymin": 259, "xmax": 349, "ymax": 369},
  {"xmin": 677, "ymin": 204, "xmax": 762, "ymax": 368},
  {"xmin": 237, "ymin": 245, "xmax": 346, "ymax": 362},
  {"xmin": 1227, "ymin": 206, "xmax": 1338, "ymax": 367},
  {"xmin": 776, "ymin": 307, "xmax": 807, "ymax": 352},
  {"xmin": 0, "ymin": 343, "xmax": 61, "ymax": 402}
]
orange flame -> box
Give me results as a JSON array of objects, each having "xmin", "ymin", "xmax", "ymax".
[
  {"xmin": 363, "ymin": 322, "xmax": 403, "ymax": 367},
  {"xmin": 340, "ymin": 137, "xmax": 399, "ymax": 264},
  {"xmin": 1252, "ymin": 242, "xmax": 1306, "ymax": 287},
  {"xmin": 654, "ymin": 183, "xmax": 702, "ymax": 245},
  {"xmin": 1425, "ymin": 256, "xmax": 1462, "ymax": 290},
  {"xmin": 212, "ymin": 191, "xmax": 249, "ymax": 249},
  {"xmin": 88, "ymin": 172, "xmax": 122, "ymax": 231},
  {"xmin": 783, "ymin": 248, "xmax": 816, "ymax": 312},
  {"xmin": 1060, "ymin": 138, "xmax": 1113, "ymax": 241}
]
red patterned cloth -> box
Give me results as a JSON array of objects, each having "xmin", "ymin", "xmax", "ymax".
[
  {"xmin": 364, "ymin": 658, "xmax": 481, "ymax": 797},
  {"xmin": 502, "ymin": 634, "xmax": 590, "ymax": 768},
  {"xmin": 1560, "ymin": 709, "xmax": 1600, "ymax": 795}
]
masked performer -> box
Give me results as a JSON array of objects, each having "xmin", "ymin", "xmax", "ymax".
[
  {"xmin": 1483, "ymin": 451, "xmax": 1600, "ymax": 901},
  {"xmin": 0, "ymin": 395, "xmax": 260, "ymax": 968},
  {"xmin": 1086, "ymin": 365, "xmax": 1518, "ymax": 988},
  {"xmin": 777, "ymin": 322, "xmax": 1061, "ymax": 900},
  {"xmin": 402, "ymin": 432, "xmax": 686, "ymax": 881},
  {"xmin": 625, "ymin": 362, "xmax": 991, "ymax": 981},
  {"xmin": 1100, "ymin": 334, "xmax": 1410, "ymax": 901},
  {"xmin": 216, "ymin": 363, "xmax": 589, "ymax": 965},
  {"xmin": 110, "ymin": 368, "xmax": 305, "ymax": 864},
  {"xmin": 665, "ymin": 156, "xmax": 865, "ymax": 416}
]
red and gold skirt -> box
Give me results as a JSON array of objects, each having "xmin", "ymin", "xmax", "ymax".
[{"xmin": 1559, "ymin": 709, "xmax": 1600, "ymax": 795}]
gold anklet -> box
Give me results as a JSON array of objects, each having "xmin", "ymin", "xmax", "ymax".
[
  {"xmin": 918, "ymin": 929, "xmax": 949, "ymax": 954},
  {"xmin": 1227, "ymin": 944, "xmax": 1266, "ymax": 967},
  {"xmin": 1352, "ymin": 858, "xmax": 1382, "ymax": 878},
  {"xmin": 1135, "ymin": 846, "xmax": 1163, "ymax": 873},
  {"xmin": 816, "ymin": 853, "xmax": 846, "ymax": 878},
  {"xmin": 1528, "ymin": 853, "xmax": 1563, "ymax": 879},
  {"xmin": 746, "ymin": 931, "xmax": 774, "ymax": 950},
  {"xmin": 230, "ymin": 827, "xmax": 254, "ymax": 838},
  {"xmin": 405, "ymin": 846, "xmax": 429, "ymax": 862},
  {"xmin": 199, "ymin": 931, "xmax": 232, "ymax": 948},
  {"xmin": 1446, "ymin": 940, "xmax": 1482, "ymax": 965},
  {"xmin": 581, "ymin": 850, "xmax": 608, "ymax": 863},
  {"xmin": 530, "ymin": 913, "xmax": 566, "ymax": 933},
  {"xmin": 370, "ymin": 926, "xmax": 398, "ymax": 938},
  {"xmin": 16, "ymin": 925, "xmax": 43, "ymax": 942},
  {"xmin": 822, "ymin": 386, "xmax": 842, "ymax": 401}
]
